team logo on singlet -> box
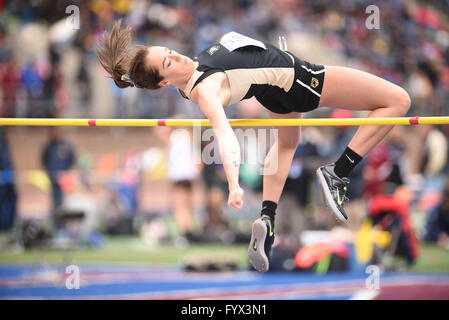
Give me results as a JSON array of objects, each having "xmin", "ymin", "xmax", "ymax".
[
  {"xmin": 310, "ymin": 77, "xmax": 319, "ymax": 88},
  {"xmin": 207, "ymin": 45, "xmax": 220, "ymax": 55}
]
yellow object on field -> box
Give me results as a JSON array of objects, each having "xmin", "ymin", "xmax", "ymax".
[
  {"xmin": 27, "ymin": 170, "xmax": 51, "ymax": 193},
  {"xmin": 355, "ymin": 219, "xmax": 392, "ymax": 264}
]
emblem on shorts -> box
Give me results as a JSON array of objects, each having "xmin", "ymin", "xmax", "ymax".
[
  {"xmin": 311, "ymin": 77, "xmax": 319, "ymax": 88},
  {"xmin": 207, "ymin": 45, "xmax": 220, "ymax": 55}
]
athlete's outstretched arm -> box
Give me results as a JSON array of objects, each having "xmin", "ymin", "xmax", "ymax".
[{"xmin": 196, "ymin": 84, "xmax": 244, "ymax": 210}]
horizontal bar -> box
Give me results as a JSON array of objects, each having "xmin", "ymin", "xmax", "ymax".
[{"xmin": 1, "ymin": 116, "xmax": 449, "ymax": 127}]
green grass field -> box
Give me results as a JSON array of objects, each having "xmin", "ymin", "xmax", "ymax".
[
  {"xmin": 0, "ymin": 234, "xmax": 249, "ymax": 268},
  {"xmin": 1, "ymin": 234, "xmax": 449, "ymax": 273}
]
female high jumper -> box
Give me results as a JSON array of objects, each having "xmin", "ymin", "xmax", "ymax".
[{"xmin": 96, "ymin": 20, "xmax": 411, "ymax": 272}]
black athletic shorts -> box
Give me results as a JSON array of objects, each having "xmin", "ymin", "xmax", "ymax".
[{"xmin": 255, "ymin": 54, "xmax": 325, "ymax": 114}]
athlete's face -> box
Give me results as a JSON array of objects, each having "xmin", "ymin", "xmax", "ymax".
[{"xmin": 146, "ymin": 46, "xmax": 195, "ymax": 87}]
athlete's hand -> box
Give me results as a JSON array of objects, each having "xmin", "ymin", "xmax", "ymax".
[{"xmin": 228, "ymin": 186, "xmax": 244, "ymax": 211}]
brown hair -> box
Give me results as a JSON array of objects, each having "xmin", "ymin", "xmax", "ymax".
[{"xmin": 95, "ymin": 19, "xmax": 163, "ymax": 90}]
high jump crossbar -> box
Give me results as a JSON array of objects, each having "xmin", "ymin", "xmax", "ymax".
[{"xmin": 0, "ymin": 116, "xmax": 448, "ymax": 127}]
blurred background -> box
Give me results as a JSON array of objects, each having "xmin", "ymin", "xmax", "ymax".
[{"xmin": 0, "ymin": 0, "xmax": 449, "ymax": 300}]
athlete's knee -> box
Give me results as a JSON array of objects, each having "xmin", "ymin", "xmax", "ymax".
[
  {"xmin": 277, "ymin": 136, "xmax": 300, "ymax": 151},
  {"xmin": 394, "ymin": 88, "xmax": 411, "ymax": 116}
]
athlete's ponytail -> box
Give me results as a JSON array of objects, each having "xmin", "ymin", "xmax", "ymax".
[
  {"xmin": 96, "ymin": 19, "xmax": 134, "ymax": 88},
  {"xmin": 96, "ymin": 19, "xmax": 163, "ymax": 90}
]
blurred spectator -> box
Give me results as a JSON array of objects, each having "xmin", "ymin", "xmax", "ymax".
[
  {"xmin": 0, "ymin": 127, "xmax": 18, "ymax": 231},
  {"xmin": 41, "ymin": 127, "xmax": 76, "ymax": 230},
  {"xmin": 417, "ymin": 125, "xmax": 448, "ymax": 192},
  {"xmin": 369, "ymin": 191, "xmax": 420, "ymax": 266},
  {"xmin": 102, "ymin": 168, "xmax": 140, "ymax": 235},
  {"xmin": 363, "ymin": 141, "xmax": 394, "ymax": 197},
  {"xmin": 423, "ymin": 178, "xmax": 449, "ymax": 248},
  {"xmin": 0, "ymin": 56, "xmax": 21, "ymax": 117},
  {"xmin": 363, "ymin": 125, "xmax": 408, "ymax": 198},
  {"xmin": 166, "ymin": 127, "xmax": 200, "ymax": 242},
  {"xmin": 200, "ymin": 132, "xmax": 230, "ymax": 240},
  {"xmin": 102, "ymin": 149, "xmax": 142, "ymax": 235}
]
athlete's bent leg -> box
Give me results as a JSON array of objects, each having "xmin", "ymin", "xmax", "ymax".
[
  {"xmin": 317, "ymin": 66, "xmax": 411, "ymax": 222},
  {"xmin": 319, "ymin": 66, "xmax": 411, "ymax": 157}
]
